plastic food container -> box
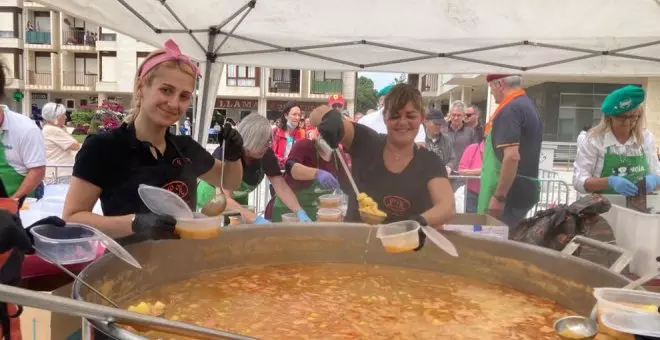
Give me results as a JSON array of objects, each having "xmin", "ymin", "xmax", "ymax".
[
  {"xmin": 29, "ymin": 223, "xmax": 101, "ymax": 265},
  {"xmin": 594, "ymin": 288, "xmax": 660, "ymax": 337},
  {"xmin": 318, "ymin": 194, "xmax": 342, "ymax": 209},
  {"xmin": 175, "ymin": 213, "xmax": 222, "ymax": 239},
  {"xmin": 376, "ymin": 221, "xmax": 420, "ymax": 253},
  {"xmin": 282, "ymin": 213, "xmax": 299, "ymax": 223},
  {"xmin": 228, "ymin": 216, "xmax": 243, "ymax": 226},
  {"xmin": 316, "ymin": 208, "xmax": 342, "ymax": 222},
  {"xmin": 599, "ymin": 194, "xmax": 660, "ymax": 276}
]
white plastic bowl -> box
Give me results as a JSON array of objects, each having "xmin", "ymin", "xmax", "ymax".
[
  {"xmin": 376, "ymin": 221, "xmax": 420, "ymax": 254},
  {"xmin": 316, "ymin": 208, "xmax": 342, "ymax": 222},
  {"xmin": 175, "ymin": 212, "xmax": 222, "ymax": 239},
  {"xmin": 594, "ymin": 288, "xmax": 660, "ymax": 337},
  {"xmin": 29, "ymin": 223, "xmax": 101, "ymax": 265}
]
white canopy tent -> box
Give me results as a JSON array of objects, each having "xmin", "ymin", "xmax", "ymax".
[{"xmin": 36, "ymin": 0, "xmax": 660, "ymax": 144}]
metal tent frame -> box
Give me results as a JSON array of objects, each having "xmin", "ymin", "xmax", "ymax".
[{"xmin": 70, "ymin": 0, "xmax": 660, "ymax": 143}]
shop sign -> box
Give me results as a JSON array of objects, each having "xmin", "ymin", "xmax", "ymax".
[
  {"xmin": 31, "ymin": 93, "xmax": 48, "ymax": 100},
  {"xmin": 215, "ymin": 98, "xmax": 258, "ymax": 109}
]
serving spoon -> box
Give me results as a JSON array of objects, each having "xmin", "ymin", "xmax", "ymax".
[{"xmin": 201, "ymin": 142, "xmax": 227, "ymax": 217}]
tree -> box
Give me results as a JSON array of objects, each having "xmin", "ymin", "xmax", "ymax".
[{"xmin": 355, "ymin": 76, "xmax": 378, "ymax": 113}]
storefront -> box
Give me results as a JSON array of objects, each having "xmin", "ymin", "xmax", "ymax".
[
  {"xmin": 525, "ymin": 82, "xmax": 642, "ymax": 142},
  {"xmin": 214, "ymin": 98, "xmax": 258, "ymax": 125}
]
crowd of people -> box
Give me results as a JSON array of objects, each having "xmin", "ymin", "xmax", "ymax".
[{"xmin": 3, "ymin": 35, "xmax": 660, "ymax": 337}]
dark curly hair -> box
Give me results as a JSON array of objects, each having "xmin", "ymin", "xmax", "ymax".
[{"xmin": 277, "ymin": 100, "xmax": 301, "ymax": 130}]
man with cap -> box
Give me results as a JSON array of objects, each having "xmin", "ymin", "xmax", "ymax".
[
  {"xmin": 358, "ymin": 84, "xmax": 426, "ymax": 144},
  {"xmin": 573, "ymin": 85, "xmax": 660, "ymax": 196},
  {"xmin": 477, "ymin": 74, "xmax": 542, "ymax": 233},
  {"xmin": 424, "ymin": 109, "xmax": 456, "ymax": 175}
]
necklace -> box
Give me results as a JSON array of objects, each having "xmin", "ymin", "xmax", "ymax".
[{"xmin": 385, "ymin": 144, "xmax": 412, "ymax": 161}]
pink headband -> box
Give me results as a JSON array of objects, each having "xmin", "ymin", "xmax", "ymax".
[{"xmin": 138, "ymin": 39, "xmax": 201, "ymax": 78}]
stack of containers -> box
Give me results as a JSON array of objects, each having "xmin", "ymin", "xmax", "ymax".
[{"xmin": 317, "ymin": 194, "xmax": 343, "ymax": 222}]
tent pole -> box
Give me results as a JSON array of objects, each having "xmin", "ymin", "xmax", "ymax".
[{"xmin": 194, "ymin": 27, "xmax": 219, "ymax": 145}]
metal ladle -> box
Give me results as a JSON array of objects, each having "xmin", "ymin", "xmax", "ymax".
[
  {"xmin": 201, "ymin": 142, "xmax": 227, "ymax": 217},
  {"xmin": 554, "ymin": 264, "xmax": 660, "ymax": 340},
  {"xmin": 0, "ymin": 283, "xmax": 253, "ymax": 339}
]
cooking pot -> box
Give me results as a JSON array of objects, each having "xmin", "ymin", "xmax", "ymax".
[{"xmin": 73, "ymin": 223, "xmax": 633, "ymax": 339}]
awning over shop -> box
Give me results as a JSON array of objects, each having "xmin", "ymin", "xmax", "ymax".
[{"xmin": 36, "ymin": 0, "xmax": 660, "ymax": 144}]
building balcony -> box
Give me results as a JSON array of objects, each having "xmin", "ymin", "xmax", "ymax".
[
  {"xmin": 4, "ymin": 77, "xmax": 23, "ymax": 89},
  {"xmin": 267, "ymin": 80, "xmax": 301, "ymax": 97},
  {"xmin": 310, "ymin": 79, "xmax": 343, "ymax": 95},
  {"xmin": 96, "ymin": 33, "xmax": 117, "ymax": 51},
  {"xmin": 62, "ymin": 71, "xmax": 97, "ymax": 90},
  {"xmin": 0, "ymin": 31, "xmax": 23, "ymax": 49},
  {"xmin": 96, "ymin": 81, "xmax": 119, "ymax": 92},
  {"xmin": 421, "ymin": 74, "xmax": 439, "ymax": 95},
  {"xmin": 26, "ymin": 31, "xmax": 51, "ymax": 45},
  {"xmin": 27, "ymin": 71, "xmax": 53, "ymax": 89},
  {"xmin": 61, "ymin": 30, "xmax": 96, "ymax": 50}
]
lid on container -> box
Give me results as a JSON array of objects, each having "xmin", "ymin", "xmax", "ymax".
[
  {"xmin": 138, "ymin": 184, "xmax": 193, "ymax": 219},
  {"xmin": 30, "ymin": 224, "xmax": 143, "ymax": 269},
  {"xmin": 317, "ymin": 208, "xmax": 342, "ymax": 215},
  {"xmin": 601, "ymin": 312, "xmax": 660, "ymax": 337},
  {"xmin": 30, "ymin": 223, "xmax": 98, "ymax": 241}
]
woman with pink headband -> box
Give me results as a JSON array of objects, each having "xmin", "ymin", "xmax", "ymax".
[{"xmin": 62, "ymin": 39, "xmax": 244, "ymax": 245}]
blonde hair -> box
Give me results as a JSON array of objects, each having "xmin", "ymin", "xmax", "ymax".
[
  {"xmin": 124, "ymin": 50, "xmax": 197, "ymax": 124},
  {"xmin": 589, "ymin": 106, "xmax": 646, "ymax": 144}
]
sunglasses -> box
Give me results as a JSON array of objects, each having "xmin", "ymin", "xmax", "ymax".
[{"xmin": 464, "ymin": 114, "xmax": 474, "ymax": 118}]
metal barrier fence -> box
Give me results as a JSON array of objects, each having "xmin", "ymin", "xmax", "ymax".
[
  {"xmin": 44, "ymin": 164, "xmax": 74, "ymax": 185},
  {"xmin": 450, "ymin": 172, "xmax": 571, "ymax": 217},
  {"xmin": 43, "ymin": 164, "xmax": 571, "ymax": 218}
]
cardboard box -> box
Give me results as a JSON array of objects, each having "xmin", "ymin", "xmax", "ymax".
[
  {"xmin": 444, "ymin": 213, "xmax": 509, "ymax": 240},
  {"xmin": 20, "ymin": 283, "xmax": 83, "ymax": 340}
]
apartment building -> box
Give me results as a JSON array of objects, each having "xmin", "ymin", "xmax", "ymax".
[{"xmin": 1, "ymin": 1, "xmax": 356, "ymax": 129}]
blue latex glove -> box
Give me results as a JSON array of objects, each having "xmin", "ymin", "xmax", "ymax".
[
  {"xmin": 314, "ymin": 169, "xmax": 339, "ymax": 190},
  {"xmin": 645, "ymin": 174, "xmax": 660, "ymax": 193},
  {"xmin": 296, "ymin": 209, "xmax": 312, "ymax": 223},
  {"xmin": 253, "ymin": 216, "xmax": 271, "ymax": 224},
  {"xmin": 608, "ymin": 176, "xmax": 638, "ymax": 196}
]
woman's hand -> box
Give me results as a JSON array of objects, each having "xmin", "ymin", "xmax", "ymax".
[
  {"xmin": 317, "ymin": 109, "xmax": 344, "ymax": 149},
  {"xmin": 217, "ymin": 123, "xmax": 243, "ymax": 161},
  {"xmin": 607, "ymin": 176, "xmax": 638, "ymax": 196},
  {"xmin": 131, "ymin": 213, "xmax": 179, "ymax": 240},
  {"xmin": 296, "ymin": 209, "xmax": 312, "ymax": 223},
  {"xmin": 315, "ymin": 169, "xmax": 339, "ymax": 190},
  {"xmin": 644, "ymin": 174, "xmax": 660, "ymax": 192}
]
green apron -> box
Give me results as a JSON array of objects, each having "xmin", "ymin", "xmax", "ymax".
[
  {"xmin": 270, "ymin": 150, "xmax": 337, "ymax": 222},
  {"xmin": 477, "ymin": 133, "xmax": 539, "ymax": 213},
  {"xmin": 598, "ymin": 145, "xmax": 648, "ymax": 194},
  {"xmin": 0, "ymin": 131, "xmax": 30, "ymax": 197},
  {"xmin": 196, "ymin": 180, "xmax": 258, "ymax": 210}
]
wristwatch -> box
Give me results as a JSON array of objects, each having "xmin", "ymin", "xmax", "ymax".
[{"xmin": 493, "ymin": 195, "xmax": 507, "ymax": 203}]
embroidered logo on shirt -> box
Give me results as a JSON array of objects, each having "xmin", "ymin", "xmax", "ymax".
[
  {"xmin": 383, "ymin": 195, "xmax": 411, "ymax": 216},
  {"xmin": 171, "ymin": 157, "xmax": 192, "ymax": 167},
  {"xmin": 162, "ymin": 180, "xmax": 189, "ymax": 199}
]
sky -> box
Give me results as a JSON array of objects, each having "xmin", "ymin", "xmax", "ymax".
[{"xmin": 359, "ymin": 72, "xmax": 399, "ymax": 92}]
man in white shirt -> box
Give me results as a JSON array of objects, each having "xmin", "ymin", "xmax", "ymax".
[
  {"xmin": 0, "ymin": 105, "xmax": 46, "ymax": 199},
  {"xmin": 358, "ymin": 84, "xmax": 426, "ymax": 144}
]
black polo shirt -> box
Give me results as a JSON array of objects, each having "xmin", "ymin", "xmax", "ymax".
[
  {"xmin": 73, "ymin": 124, "xmax": 215, "ymax": 216},
  {"xmin": 491, "ymin": 95, "xmax": 543, "ymax": 208}
]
